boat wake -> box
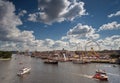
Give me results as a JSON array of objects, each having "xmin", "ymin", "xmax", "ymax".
[
  {"xmin": 71, "ymin": 72, "xmax": 120, "ymax": 78},
  {"xmin": 82, "ymin": 74, "xmax": 93, "ymax": 78},
  {"xmin": 71, "ymin": 73, "xmax": 93, "ymax": 79}
]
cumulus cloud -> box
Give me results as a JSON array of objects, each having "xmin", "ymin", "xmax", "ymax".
[
  {"xmin": 67, "ymin": 23, "xmax": 99, "ymax": 39},
  {"xmin": 28, "ymin": 0, "xmax": 87, "ymax": 24},
  {"xmin": 61, "ymin": 35, "xmax": 120, "ymax": 51},
  {"xmin": 0, "ymin": 0, "xmax": 21, "ymax": 41},
  {"xmin": 42, "ymin": 39, "xmax": 55, "ymax": 48},
  {"xmin": 0, "ymin": 0, "xmax": 35, "ymax": 42},
  {"xmin": 108, "ymin": 10, "xmax": 120, "ymax": 18},
  {"xmin": 60, "ymin": 23, "xmax": 100, "ymax": 50},
  {"xmin": 52, "ymin": 40, "xmax": 67, "ymax": 50},
  {"xmin": 97, "ymin": 35, "xmax": 120, "ymax": 50},
  {"xmin": 98, "ymin": 21, "xmax": 120, "ymax": 31},
  {"xmin": 18, "ymin": 10, "xmax": 27, "ymax": 17},
  {"xmin": 0, "ymin": 41, "xmax": 17, "ymax": 51},
  {"xmin": 28, "ymin": 13, "xmax": 38, "ymax": 22},
  {"xmin": 0, "ymin": 0, "xmax": 38, "ymax": 51}
]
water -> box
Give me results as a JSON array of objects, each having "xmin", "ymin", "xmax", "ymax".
[{"xmin": 0, "ymin": 54, "xmax": 120, "ymax": 83}]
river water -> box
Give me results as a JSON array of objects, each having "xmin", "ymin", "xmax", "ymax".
[{"xmin": 0, "ymin": 54, "xmax": 120, "ymax": 83}]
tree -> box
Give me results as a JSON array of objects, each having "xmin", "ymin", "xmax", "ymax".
[{"xmin": 0, "ymin": 51, "xmax": 12, "ymax": 58}]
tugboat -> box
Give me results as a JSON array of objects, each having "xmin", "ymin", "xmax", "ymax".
[
  {"xmin": 93, "ymin": 69, "xmax": 108, "ymax": 81},
  {"xmin": 17, "ymin": 67, "xmax": 31, "ymax": 76}
]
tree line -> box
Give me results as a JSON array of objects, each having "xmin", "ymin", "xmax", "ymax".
[{"xmin": 0, "ymin": 51, "xmax": 12, "ymax": 58}]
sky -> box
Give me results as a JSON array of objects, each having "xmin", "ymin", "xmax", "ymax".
[{"xmin": 0, "ymin": 0, "xmax": 120, "ymax": 51}]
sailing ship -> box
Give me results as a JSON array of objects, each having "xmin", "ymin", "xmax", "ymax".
[{"xmin": 73, "ymin": 51, "xmax": 88, "ymax": 64}]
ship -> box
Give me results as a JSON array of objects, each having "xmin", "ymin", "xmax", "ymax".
[
  {"xmin": 93, "ymin": 69, "xmax": 108, "ymax": 81},
  {"xmin": 17, "ymin": 67, "xmax": 31, "ymax": 76}
]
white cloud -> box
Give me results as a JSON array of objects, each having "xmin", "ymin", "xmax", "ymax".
[
  {"xmin": 42, "ymin": 39, "xmax": 55, "ymax": 48},
  {"xmin": 52, "ymin": 40, "xmax": 65, "ymax": 50},
  {"xmin": 0, "ymin": 0, "xmax": 39, "ymax": 51},
  {"xmin": 1, "ymin": 34, "xmax": 120, "ymax": 51},
  {"xmin": 28, "ymin": 13, "xmax": 38, "ymax": 22},
  {"xmin": 0, "ymin": 0, "xmax": 22, "ymax": 41},
  {"xmin": 0, "ymin": 41, "xmax": 14, "ymax": 51},
  {"xmin": 0, "ymin": 0, "xmax": 35, "ymax": 42},
  {"xmin": 60, "ymin": 23, "xmax": 100, "ymax": 50},
  {"xmin": 28, "ymin": 0, "xmax": 87, "ymax": 24},
  {"xmin": 97, "ymin": 35, "xmax": 120, "ymax": 50},
  {"xmin": 67, "ymin": 23, "xmax": 99, "ymax": 39},
  {"xmin": 108, "ymin": 10, "xmax": 120, "ymax": 18},
  {"xmin": 98, "ymin": 21, "xmax": 120, "ymax": 31},
  {"xmin": 17, "ymin": 31, "xmax": 35, "ymax": 42},
  {"xmin": 18, "ymin": 10, "xmax": 27, "ymax": 17}
]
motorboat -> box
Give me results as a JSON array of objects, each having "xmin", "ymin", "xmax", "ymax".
[
  {"xmin": 93, "ymin": 69, "xmax": 108, "ymax": 81},
  {"xmin": 17, "ymin": 67, "xmax": 31, "ymax": 76},
  {"xmin": 93, "ymin": 73, "xmax": 108, "ymax": 81}
]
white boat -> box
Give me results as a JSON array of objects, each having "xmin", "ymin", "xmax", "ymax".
[
  {"xmin": 96, "ymin": 69, "xmax": 106, "ymax": 74},
  {"xmin": 17, "ymin": 67, "xmax": 31, "ymax": 76}
]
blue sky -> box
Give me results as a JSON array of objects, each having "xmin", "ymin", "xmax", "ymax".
[{"xmin": 0, "ymin": 0, "xmax": 120, "ymax": 51}]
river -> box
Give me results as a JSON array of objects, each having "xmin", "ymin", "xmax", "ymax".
[{"xmin": 0, "ymin": 54, "xmax": 120, "ymax": 83}]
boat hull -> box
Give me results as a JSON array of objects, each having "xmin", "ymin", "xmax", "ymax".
[
  {"xmin": 93, "ymin": 73, "xmax": 108, "ymax": 81},
  {"xmin": 17, "ymin": 68, "xmax": 31, "ymax": 76},
  {"xmin": 44, "ymin": 60, "xmax": 58, "ymax": 64}
]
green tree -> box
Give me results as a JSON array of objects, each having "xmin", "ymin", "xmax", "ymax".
[{"xmin": 0, "ymin": 51, "xmax": 12, "ymax": 58}]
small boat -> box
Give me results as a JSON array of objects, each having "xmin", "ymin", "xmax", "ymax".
[
  {"xmin": 17, "ymin": 67, "xmax": 31, "ymax": 76},
  {"xmin": 93, "ymin": 69, "xmax": 108, "ymax": 81},
  {"xmin": 95, "ymin": 69, "xmax": 106, "ymax": 74},
  {"xmin": 44, "ymin": 60, "xmax": 58, "ymax": 64},
  {"xmin": 113, "ymin": 64, "xmax": 117, "ymax": 67}
]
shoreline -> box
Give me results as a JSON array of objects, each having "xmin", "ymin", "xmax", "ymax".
[{"xmin": 0, "ymin": 58, "xmax": 11, "ymax": 60}]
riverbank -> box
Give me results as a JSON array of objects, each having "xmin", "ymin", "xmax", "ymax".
[{"xmin": 0, "ymin": 58, "xmax": 11, "ymax": 60}]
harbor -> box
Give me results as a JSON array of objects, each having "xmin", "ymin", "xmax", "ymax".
[
  {"xmin": 30, "ymin": 49, "xmax": 120, "ymax": 64},
  {"xmin": 0, "ymin": 54, "xmax": 120, "ymax": 83}
]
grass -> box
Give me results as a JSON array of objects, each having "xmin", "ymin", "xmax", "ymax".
[{"xmin": 0, "ymin": 58, "xmax": 11, "ymax": 60}]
